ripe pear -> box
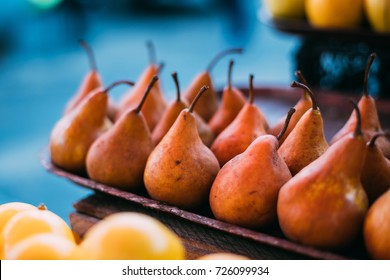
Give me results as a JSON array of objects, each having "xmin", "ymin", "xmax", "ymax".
[
  {"xmin": 363, "ymin": 189, "xmax": 390, "ymax": 259},
  {"xmin": 86, "ymin": 76, "xmax": 158, "ymax": 191},
  {"xmin": 64, "ymin": 40, "xmax": 118, "ymax": 121},
  {"xmin": 183, "ymin": 48, "xmax": 242, "ymax": 122},
  {"xmin": 210, "ymin": 109, "xmax": 295, "ymax": 229},
  {"xmin": 330, "ymin": 53, "xmax": 390, "ymax": 159},
  {"xmin": 152, "ymin": 72, "xmax": 214, "ymax": 146},
  {"xmin": 211, "ymin": 74, "xmax": 268, "ymax": 166},
  {"xmin": 277, "ymin": 102, "xmax": 368, "ymax": 249},
  {"xmin": 278, "ymin": 81, "xmax": 329, "ymax": 175},
  {"xmin": 116, "ymin": 41, "xmax": 167, "ymax": 131},
  {"xmin": 50, "ymin": 80, "xmax": 134, "ymax": 174},
  {"xmin": 268, "ymin": 70, "xmax": 312, "ymax": 144},
  {"xmin": 144, "ymin": 86, "xmax": 220, "ymax": 210},
  {"xmin": 208, "ymin": 60, "xmax": 246, "ymax": 136},
  {"xmin": 361, "ymin": 132, "xmax": 390, "ymax": 204}
]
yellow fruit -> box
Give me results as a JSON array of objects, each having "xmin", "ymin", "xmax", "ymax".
[
  {"xmin": 365, "ymin": 0, "xmax": 390, "ymax": 32},
  {"xmin": 264, "ymin": 0, "xmax": 306, "ymax": 19},
  {"xmin": 0, "ymin": 202, "xmax": 36, "ymax": 259},
  {"xmin": 1, "ymin": 204, "xmax": 75, "ymax": 257},
  {"xmin": 4, "ymin": 233, "xmax": 79, "ymax": 260},
  {"xmin": 197, "ymin": 253, "xmax": 250, "ymax": 260},
  {"xmin": 305, "ymin": 0, "xmax": 364, "ymax": 29},
  {"xmin": 79, "ymin": 212, "xmax": 185, "ymax": 260}
]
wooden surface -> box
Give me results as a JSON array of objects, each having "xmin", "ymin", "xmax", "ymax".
[
  {"xmin": 42, "ymin": 87, "xmax": 390, "ymax": 260},
  {"xmin": 70, "ymin": 193, "xmax": 327, "ymax": 260}
]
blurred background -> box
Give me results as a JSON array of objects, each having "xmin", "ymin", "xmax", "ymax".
[
  {"xmin": 0, "ymin": 0, "xmax": 388, "ymax": 222},
  {"xmin": 0, "ymin": 0, "xmax": 298, "ymax": 222}
]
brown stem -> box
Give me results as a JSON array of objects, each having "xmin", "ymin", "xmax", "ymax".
[
  {"xmin": 189, "ymin": 85, "xmax": 209, "ymax": 113},
  {"xmin": 277, "ymin": 108, "xmax": 296, "ymax": 142},
  {"xmin": 79, "ymin": 39, "xmax": 97, "ymax": 71},
  {"xmin": 295, "ymin": 70, "xmax": 308, "ymax": 86},
  {"xmin": 291, "ymin": 81, "xmax": 318, "ymax": 111},
  {"xmin": 172, "ymin": 72, "xmax": 181, "ymax": 103},
  {"xmin": 350, "ymin": 100, "xmax": 362, "ymax": 137},
  {"xmin": 368, "ymin": 131, "xmax": 390, "ymax": 148},
  {"xmin": 363, "ymin": 53, "xmax": 376, "ymax": 97},
  {"xmin": 146, "ymin": 40, "xmax": 156, "ymax": 65},
  {"xmin": 206, "ymin": 48, "xmax": 243, "ymax": 73},
  {"xmin": 249, "ymin": 74, "xmax": 254, "ymax": 104},
  {"xmin": 228, "ymin": 60, "xmax": 234, "ymax": 91},
  {"xmin": 103, "ymin": 80, "xmax": 135, "ymax": 93},
  {"xmin": 135, "ymin": 76, "xmax": 159, "ymax": 114}
]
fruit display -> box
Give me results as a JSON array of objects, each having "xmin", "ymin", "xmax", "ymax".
[
  {"xmin": 42, "ymin": 41, "xmax": 390, "ymax": 260},
  {"xmin": 263, "ymin": 0, "xmax": 390, "ymax": 33}
]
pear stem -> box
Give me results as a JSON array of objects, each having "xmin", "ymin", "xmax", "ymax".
[
  {"xmin": 79, "ymin": 39, "xmax": 97, "ymax": 71},
  {"xmin": 291, "ymin": 81, "xmax": 319, "ymax": 111},
  {"xmin": 206, "ymin": 48, "xmax": 243, "ymax": 73},
  {"xmin": 135, "ymin": 75, "xmax": 159, "ymax": 114},
  {"xmin": 277, "ymin": 108, "xmax": 296, "ymax": 142},
  {"xmin": 295, "ymin": 70, "xmax": 308, "ymax": 86},
  {"xmin": 249, "ymin": 74, "xmax": 254, "ymax": 104},
  {"xmin": 189, "ymin": 85, "xmax": 209, "ymax": 113},
  {"xmin": 146, "ymin": 40, "xmax": 156, "ymax": 65},
  {"xmin": 227, "ymin": 60, "xmax": 234, "ymax": 91},
  {"xmin": 363, "ymin": 53, "xmax": 376, "ymax": 97},
  {"xmin": 350, "ymin": 100, "xmax": 362, "ymax": 137},
  {"xmin": 368, "ymin": 131, "xmax": 390, "ymax": 148},
  {"xmin": 172, "ymin": 72, "xmax": 181, "ymax": 103},
  {"xmin": 103, "ymin": 80, "xmax": 135, "ymax": 93}
]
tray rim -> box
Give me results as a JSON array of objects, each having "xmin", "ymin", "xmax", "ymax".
[{"xmin": 39, "ymin": 149, "xmax": 351, "ymax": 260}]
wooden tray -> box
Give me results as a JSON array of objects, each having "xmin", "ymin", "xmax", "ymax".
[{"xmin": 40, "ymin": 86, "xmax": 390, "ymax": 260}]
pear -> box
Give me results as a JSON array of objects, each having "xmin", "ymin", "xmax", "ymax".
[
  {"xmin": 183, "ymin": 48, "xmax": 243, "ymax": 122},
  {"xmin": 152, "ymin": 72, "xmax": 214, "ymax": 146},
  {"xmin": 210, "ymin": 108, "xmax": 295, "ymax": 229},
  {"xmin": 277, "ymin": 102, "xmax": 368, "ymax": 249},
  {"xmin": 208, "ymin": 60, "xmax": 246, "ymax": 136},
  {"xmin": 116, "ymin": 41, "xmax": 167, "ymax": 131},
  {"xmin": 330, "ymin": 53, "xmax": 390, "ymax": 159},
  {"xmin": 50, "ymin": 80, "xmax": 134, "ymax": 174},
  {"xmin": 361, "ymin": 132, "xmax": 390, "ymax": 204},
  {"xmin": 64, "ymin": 40, "xmax": 118, "ymax": 121},
  {"xmin": 268, "ymin": 70, "xmax": 312, "ymax": 144},
  {"xmin": 144, "ymin": 86, "xmax": 220, "ymax": 210},
  {"xmin": 278, "ymin": 81, "xmax": 329, "ymax": 176},
  {"xmin": 363, "ymin": 189, "xmax": 390, "ymax": 259},
  {"xmin": 86, "ymin": 76, "xmax": 158, "ymax": 191},
  {"xmin": 211, "ymin": 74, "xmax": 268, "ymax": 166}
]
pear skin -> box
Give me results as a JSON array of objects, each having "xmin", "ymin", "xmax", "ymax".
[
  {"xmin": 268, "ymin": 71, "xmax": 312, "ymax": 144},
  {"xmin": 144, "ymin": 86, "xmax": 220, "ymax": 210},
  {"xmin": 330, "ymin": 53, "xmax": 390, "ymax": 158},
  {"xmin": 210, "ymin": 109, "xmax": 295, "ymax": 229},
  {"xmin": 116, "ymin": 64, "xmax": 167, "ymax": 131},
  {"xmin": 361, "ymin": 133, "xmax": 390, "ymax": 204},
  {"xmin": 211, "ymin": 74, "xmax": 267, "ymax": 166},
  {"xmin": 278, "ymin": 82, "xmax": 328, "ymax": 176},
  {"xmin": 277, "ymin": 103, "xmax": 368, "ymax": 249},
  {"xmin": 50, "ymin": 81, "xmax": 134, "ymax": 174},
  {"xmin": 363, "ymin": 189, "xmax": 390, "ymax": 259},
  {"xmin": 152, "ymin": 72, "xmax": 215, "ymax": 146},
  {"xmin": 184, "ymin": 48, "xmax": 243, "ymax": 122},
  {"xmin": 86, "ymin": 77, "xmax": 157, "ymax": 191},
  {"xmin": 208, "ymin": 60, "xmax": 246, "ymax": 136}
]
